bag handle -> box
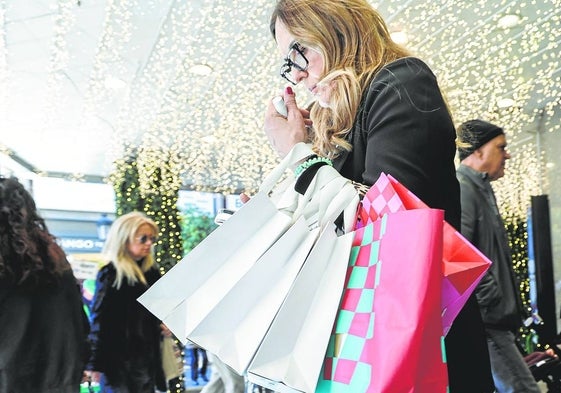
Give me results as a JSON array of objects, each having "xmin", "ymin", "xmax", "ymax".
[
  {"xmin": 258, "ymin": 142, "xmax": 358, "ymax": 233},
  {"xmin": 320, "ymin": 178, "xmax": 359, "ymax": 232},
  {"xmin": 316, "ymin": 175, "xmax": 359, "ymax": 232},
  {"xmin": 258, "ymin": 143, "xmax": 314, "ymax": 194},
  {"xmin": 292, "ymin": 165, "xmax": 359, "ymax": 233}
]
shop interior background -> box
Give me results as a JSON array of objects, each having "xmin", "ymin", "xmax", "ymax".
[{"xmin": 1, "ymin": 1, "xmax": 560, "ymax": 329}]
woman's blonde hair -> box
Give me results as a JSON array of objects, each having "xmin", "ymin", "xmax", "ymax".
[
  {"xmin": 102, "ymin": 211, "xmax": 158, "ymax": 289},
  {"xmin": 270, "ymin": 0, "xmax": 410, "ymax": 157}
]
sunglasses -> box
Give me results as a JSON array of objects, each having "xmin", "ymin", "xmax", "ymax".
[{"xmin": 136, "ymin": 235, "xmax": 158, "ymax": 244}]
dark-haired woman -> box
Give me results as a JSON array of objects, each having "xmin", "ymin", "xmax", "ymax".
[{"xmin": 0, "ymin": 177, "xmax": 90, "ymax": 393}]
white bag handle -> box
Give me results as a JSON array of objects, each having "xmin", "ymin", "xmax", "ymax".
[
  {"xmin": 258, "ymin": 142, "xmax": 359, "ymax": 233},
  {"xmin": 259, "ymin": 143, "xmax": 314, "ymax": 194},
  {"xmin": 295, "ymin": 167, "xmax": 359, "ymax": 232}
]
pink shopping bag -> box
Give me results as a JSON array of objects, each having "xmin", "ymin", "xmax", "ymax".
[
  {"xmin": 317, "ymin": 209, "xmax": 447, "ymax": 393},
  {"xmin": 359, "ymin": 173, "xmax": 491, "ymax": 335}
]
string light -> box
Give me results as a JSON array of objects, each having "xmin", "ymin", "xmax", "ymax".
[
  {"xmin": 2, "ymin": 0, "xmax": 559, "ymax": 351},
  {"xmin": 3, "ymin": 0, "xmax": 558, "ymax": 196},
  {"xmin": 105, "ymin": 0, "xmax": 560, "ymax": 201},
  {"xmin": 0, "ymin": 0, "xmax": 7, "ymax": 127},
  {"xmin": 100, "ymin": 2, "xmax": 557, "ymax": 345}
]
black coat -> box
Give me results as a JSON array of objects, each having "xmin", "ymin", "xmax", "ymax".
[
  {"xmin": 0, "ymin": 269, "xmax": 90, "ymax": 393},
  {"xmin": 457, "ymin": 164, "xmax": 525, "ymax": 331},
  {"xmin": 332, "ymin": 57, "xmax": 494, "ymax": 393},
  {"xmin": 86, "ymin": 263, "xmax": 163, "ymax": 387}
]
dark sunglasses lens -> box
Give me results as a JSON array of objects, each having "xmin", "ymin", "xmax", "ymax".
[{"xmin": 139, "ymin": 235, "xmax": 157, "ymax": 244}]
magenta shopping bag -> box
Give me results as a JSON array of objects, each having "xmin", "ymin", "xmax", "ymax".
[
  {"xmin": 316, "ymin": 209, "xmax": 447, "ymax": 393},
  {"xmin": 359, "ymin": 173, "xmax": 491, "ymax": 335}
]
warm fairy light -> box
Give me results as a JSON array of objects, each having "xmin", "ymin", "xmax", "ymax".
[
  {"xmin": 497, "ymin": 97, "xmax": 516, "ymax": 108},
  {"xmin": 188, "ymin": 63, "xmax": 214, "ymax": 76},
  {"xmin": 0, "ymin": 0, "xmax": 556, "ymax": 356},
  {"xmin": 390, "ymin": 30, "xmax": 409, "ymax": 45},
  {"xmin": 2, "ymin": 0, "xmax": 558, "ymax": 199},
  {"xmin": 498, "ymin": 13, "xmax": 523, "ymax": 29},
  {"xmin": 108, "ymin": 0, "xmax": 561, "ymax": 202}
]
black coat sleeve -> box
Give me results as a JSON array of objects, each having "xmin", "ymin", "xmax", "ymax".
[{"xmin": 85, "ymin": 265, "xmax": 114, "ymax": 371}]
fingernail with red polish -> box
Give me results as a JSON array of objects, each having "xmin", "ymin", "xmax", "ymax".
[{"xmin": 286, "ymin": 86, "xmax": 293, "ymax": 95}]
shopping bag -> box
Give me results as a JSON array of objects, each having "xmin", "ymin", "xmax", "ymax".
[
  {"xmin": 137, "ymin": 143, "xmax": 315, "ymax": 341},
  {"xmin": 137, "ymin": 191, "xmax": 293, "ymax": 341},
  {"xmin": 161, "ymin": 335, "xmax": 182, "ymax": 382},
  {"xmin": 246, "ymin": 224, "xmax": 355, "ymax": 393},
  {"xmin": 187, "ymin": 216, "xmax": 320, "ymax": 374},
  {"xmin": 139, "ymin": 142, "xmax": 359, "ymax": 346},
  {"xmin": 359, "ymin": 173, "xmax": 491, "ymax": 335},
  {"xmin": 316, "ymin": 209, "xmax": 447, "ymax": 393},
  {"xmin": 186, "ymin": 164, "xmax": 360, "ymax": 374}
]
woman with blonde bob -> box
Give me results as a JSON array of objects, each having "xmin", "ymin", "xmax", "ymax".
[
  {"xmin": 264, "ymin": 0, "xmax": 493, "ymax": 392},
  {"xmin": 84, "ymin": 211, "xmax": 165, "ymax": 393}
]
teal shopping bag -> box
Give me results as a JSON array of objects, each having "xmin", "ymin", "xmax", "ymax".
[{"xmin": 80, "ymin": 381, "xmax": 100, "ymax": 393}]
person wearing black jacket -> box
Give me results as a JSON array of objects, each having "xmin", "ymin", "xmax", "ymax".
[
  {"xmin": 0, "ymin": 177, "xmax": 90, "ymax": 393},
  {"xmin": 84, "ymin": 211, "xmax": 165, "ymax": 393},
  {"xmin": 263, "ymin": 1, "xmax": 493, "ymax": 391},
  {"xmin": 457, "ymin": 119, "xmax": 540, "ymax": 393}
]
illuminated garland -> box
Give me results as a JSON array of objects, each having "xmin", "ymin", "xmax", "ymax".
[
  {"xmin": 0, "ymin": 0, "xmax": 6, "ymax": 124},
  {"xmin": 503, "ymin": 215, "xmax": 535, "ymax": 352}
]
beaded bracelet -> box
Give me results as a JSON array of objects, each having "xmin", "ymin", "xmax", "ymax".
[{"xmin": 294, "ymin": 155, "xmax": 333, "ymax": 178}]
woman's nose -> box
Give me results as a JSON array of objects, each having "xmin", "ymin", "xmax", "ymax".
[{"xmin": 292, "ymin": 68, "xmax": 308, "ymax": 84}]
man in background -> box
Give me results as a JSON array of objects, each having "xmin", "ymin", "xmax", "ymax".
[{"xmin": 456, "ymin": 119, "xmax": 540, "ymax": 393}]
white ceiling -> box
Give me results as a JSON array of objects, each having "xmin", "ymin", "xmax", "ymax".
[{"xmin": 1, "ymin": 0, "xmax": 560, "ymax": 193}]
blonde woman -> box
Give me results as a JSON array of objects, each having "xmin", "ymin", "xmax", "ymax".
[
  {"xmin": 84, "ymin": 211, "xmax": 165, "ymax": 393},
  {"xmin": 264, "ymin": 1, "xmax": 493, "ymax": 392}
]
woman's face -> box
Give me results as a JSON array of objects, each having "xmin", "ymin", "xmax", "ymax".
[
  {"xmin": 127, "ymin": 223, "xmax": 157, "ymax": 261},
  {"xmin": 274, "ymin": 18, "xmax": 331, "ymax": 107}
]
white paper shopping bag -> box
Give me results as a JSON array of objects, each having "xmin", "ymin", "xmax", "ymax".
[
  {"xmin": 188, "ymin": 216, "xmax": 320, "ymax": 375},
  {"xmin": 138, "ymin": 144, "xmax": 317, "ymax": 342},
  {"xmin": 137, "ymin": 192, "xmax": 292, "ymax": 341},
  {"xmin": 247, "ymin": 225, "xmax": 354, "ymax": 393}
]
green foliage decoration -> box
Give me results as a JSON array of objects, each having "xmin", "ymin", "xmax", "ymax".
[
  {"xmin": 503, "ymin": 213, "xmax": 537, "ymax": 353},
  {"xmin": 180, "ymin": 206, "xmax": 217, "ymax": 255}
]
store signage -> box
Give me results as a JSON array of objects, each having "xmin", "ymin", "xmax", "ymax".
[
  {"xmin": 57, "ymin": 237, "xmax": 105, "ymax": 253},
  {"xmin": 69, "ymin": 259, "xmax": 100, "ymax": 280}
]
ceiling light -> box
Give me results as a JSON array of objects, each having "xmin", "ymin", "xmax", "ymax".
[
  {"xmin": 390, "ymin": 30, "xmax": 409, "ymax": 45},
  {"xmin": 497, "ymin": 97, "xmax": 516, "ymax": 108},
  {"xmin": 446, "ymin": 89, "xmax": 462, "ymax": 98},
  {"xmin": 189, "ymin": 64, "xmax": 213, "ymax": 76},
  {"xmin": 104, "ymin": 76, "xmax": 127, "ymax": 90},
  {"xmin": 497, "ymin": 14, "xmax": 522, "ymax": 29}
]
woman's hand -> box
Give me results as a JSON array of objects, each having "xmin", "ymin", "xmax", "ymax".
[
  {"xmin": 264, "ymin": 86, "xmax": 312, "ymax": 157},
  {"xmin": 161, "ymin": 323, "xmax": 172, "ymax": 337},
  {"xmin": 239, "ymin": 193, "xmax": 251, "ymax": 204},
  {"xmin": 83, "ymin": 370, "xmax": 101, "ymax": 384}
]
